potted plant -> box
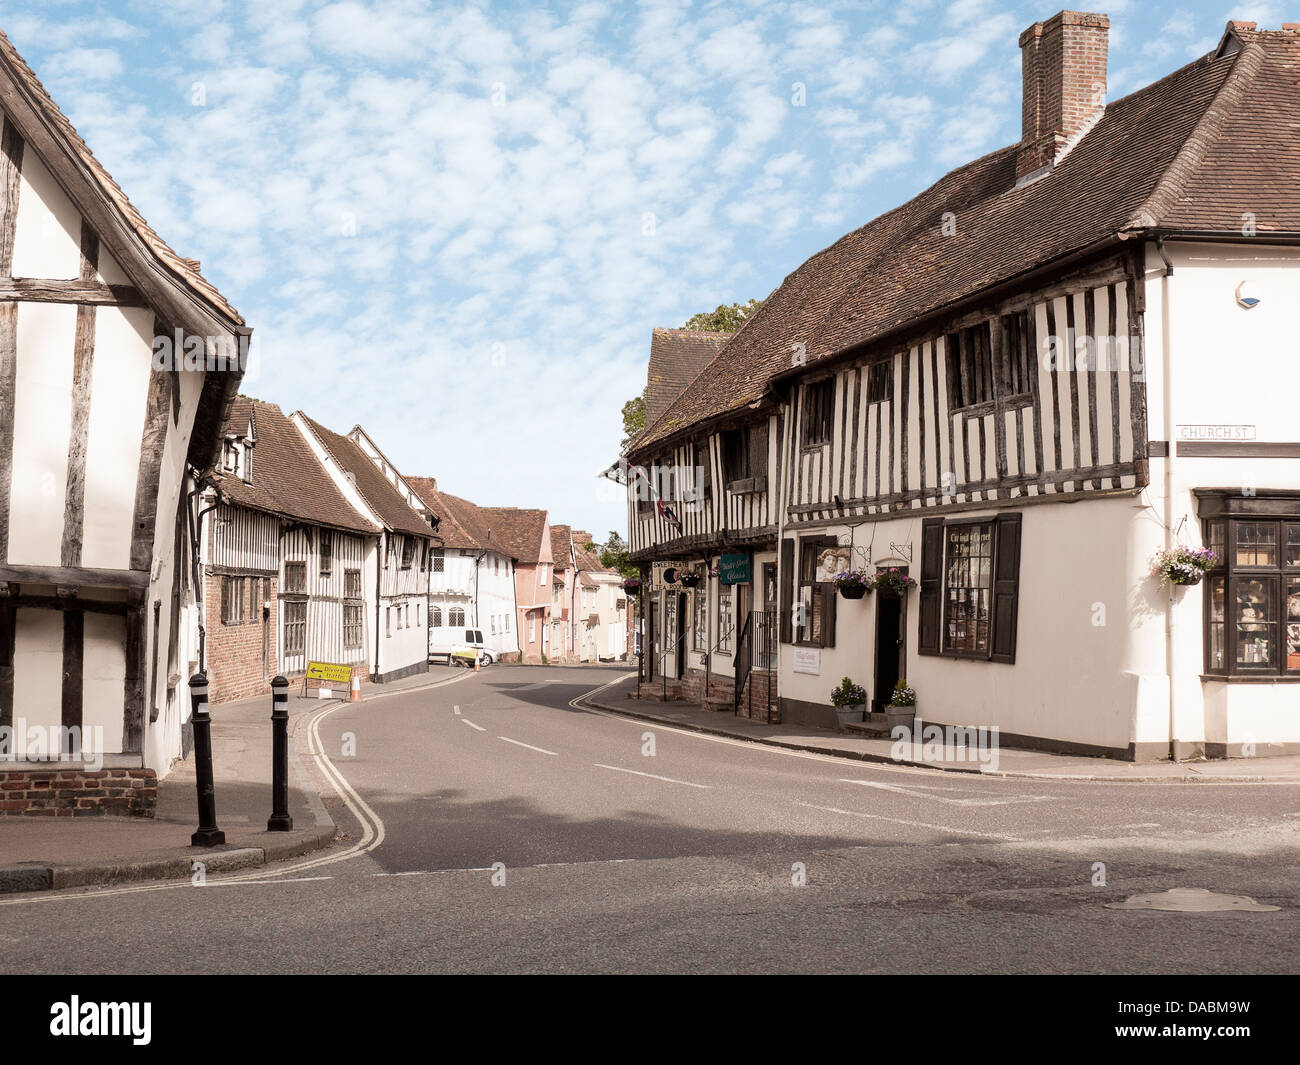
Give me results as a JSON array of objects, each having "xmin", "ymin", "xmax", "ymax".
[
  {"xmin": 885, "ymin": 679, "xmax": 917, "ymax": 731},
  {"xmin": 874, "ymin": 568, "xmax": 916, "ymax": 596},
  {"xmin": 680, "ymin": 568, "xmax": 702, "ymax": 589},
  {"xmin": 833, "ymin": 569, "xmax": 873, "ymax": 600},
  {"xmin": 622, "ymin": 576, "xmax": 642, "ymax": 593},
  {"xmin": 1152, "ymin": 546, "xmax": 1218, "ymax": 587},
  {"xmin": 830, "ymin": 677, "xmax": 867, "ymax": 729}
]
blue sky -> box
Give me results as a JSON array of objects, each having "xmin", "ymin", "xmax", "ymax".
[{"xmin": 1, "ymin": 0, "xmax": 1271, "ymax": 541}]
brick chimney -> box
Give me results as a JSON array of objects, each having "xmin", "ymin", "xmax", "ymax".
[{"xmin": 1017, "ymin": 10, "xmax": 1110, "ymax": 181}]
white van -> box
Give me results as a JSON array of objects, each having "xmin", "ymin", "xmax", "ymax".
[{"xmin": 429, "ymin": 626, "xmax": 495, "ymax": 666}]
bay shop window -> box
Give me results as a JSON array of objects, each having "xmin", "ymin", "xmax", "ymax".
[{"xmin": 1197, "ymin": 493, "xmax": 1300, "ymax": 678}]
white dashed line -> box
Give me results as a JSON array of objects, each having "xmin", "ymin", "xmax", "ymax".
[
  {"xmin": 839, "ymin": 778, "xmax": 1050, "ymax": 807},
  {"xmin": 462, "ymin": 719, "xmax": 487, "ymax": 732},
  {"xmin": 795, "ymin": 801, "xmax": 1024, "ymax": 841},
  {"xmin": 593, "ymin": 763, "xmax": 712, "ymax": 789},
  {"xmin": 499, "ymin": 736, "xmax": 559, "ymax": 756}
]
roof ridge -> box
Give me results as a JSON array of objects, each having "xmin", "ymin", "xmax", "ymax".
[{"xmin": 1123, "ymin": 42, "xmax": 1266, "ymax": 231}]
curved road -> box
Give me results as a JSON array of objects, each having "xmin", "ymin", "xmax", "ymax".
[{"xmin": 2, "ymin": 664, "xmax": 1299, "ymax": 974}]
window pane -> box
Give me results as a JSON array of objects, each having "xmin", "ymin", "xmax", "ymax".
[
  {"xmin": 944, "ymin": 523, "xmax": 993, "ymax": 653},
  {"xmin": 1287, "ymin": 525, "xmax": 1300, "ymax": 568},
  {"xmin": 1207, "ymin": 574, "xmax": 1226, "ymax": 671},
  {"xmin": 1235, "ymin": 576, "xmax": 1277, "ymax": 667},
  {"xmin": 1235, "ymin": 522, "xmax": 1277, "ymax": 567},
  {"xmin": 1288, "ymin": 576, "xmax": 1300, "ymax": 672},
  {"xmin": 1206, "ymin": 521, "xmax": 1226, "ymax": 568}
]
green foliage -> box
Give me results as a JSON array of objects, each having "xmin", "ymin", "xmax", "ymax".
[
  {"xmin": 682, "ymin": 298, "xmax": 763, "ymax": 334},
  {"xmin": 599, "ymin": 531, "xmax": 638, "ymax": 580},
  {"xmin": 620, "ymin": 395, "xmax": 646, "ymax": 452}
]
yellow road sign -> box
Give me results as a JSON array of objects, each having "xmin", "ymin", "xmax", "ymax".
[{"xmin": 305, "ymin": 660, "xmax": 352, "ymax": 685}]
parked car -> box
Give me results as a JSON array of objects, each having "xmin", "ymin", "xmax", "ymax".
[{"xmin": 429, "ymin": 627, "xmax": 495, "ymax": 666}]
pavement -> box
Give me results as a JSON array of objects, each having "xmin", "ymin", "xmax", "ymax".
[
  {"xmin": 579, "ymin": 672, "xmax": 1300, "ymax": 783},
  {"xmin": 0, "ymin": 663, "xmax": 466, "ymax": 894}
]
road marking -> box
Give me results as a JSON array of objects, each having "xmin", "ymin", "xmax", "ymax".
[
  {"xmin": 839, "ymin": 778, "xmax": 1050, "ymax": 807},
  {"xmin": 453, "ymin": 705, "xmax": 461, "ymax": 715},
  {"xmin": 499, "ymin": 736, "xmax": 559, "ymax": 756},
  {"xmin": 462, "ymin": 719, "xmax": 487, "ymax": 732},
  {"xmin": 794, "ymin": 801, "xmax": 1024, "ymax": 842},
  {"xmin": 202, "ymin": 876, "xmax": 334, "ymax": 887},
  {"xmin": 592, "ymin": 763, "xmax": 712, "ymax": 789}
]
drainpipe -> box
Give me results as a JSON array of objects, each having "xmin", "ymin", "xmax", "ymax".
[
  {"xmin": 374, "ymin": 534, "xmax": 383, "ymax": 682},
  {"xmin": 1157, "ymin": 237, "xmax": 1179, "ymax": 761}
]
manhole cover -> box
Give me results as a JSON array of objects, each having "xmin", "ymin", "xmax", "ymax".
[{"xmin": 1107, "ymin": 887, "xmax": 1280, "ymax": 913}]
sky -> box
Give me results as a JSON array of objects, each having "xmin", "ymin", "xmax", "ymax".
[{"xmin": 0, "ymin": 0, "xmax": 1276, "ymax": 542}]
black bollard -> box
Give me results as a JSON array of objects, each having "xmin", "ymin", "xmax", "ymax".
[
  {"xmin": 267, "ymin": 675, "xmax": 293, "ymax": 831},
  {"xmin": 190, "ymin": 672, "xmax": 225, "ymax": 847}
]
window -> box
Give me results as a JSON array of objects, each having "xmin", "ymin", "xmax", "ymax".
[
  {"xmin": 284, "ymin": 600, "xmax": 306, "ymax": 655},
  {"xmin": 386, "ymin": 607, "xmax": 392, "ymax": 637},
  {"xmin": 945, "ymin": 322, "xmax": 995, "ymax": 409},
  {"xmin": 693, "ymin": 443, "xmax": 712, "ymax": 502},
  {"xmin": 796, "ymin": 539, "xmax": 838, "ymax": 647},
  {"xmin": 942, "ymin": 523, "xmax": 994, "ymax": 655},
  {"xmin": 1199, "ymin": 503, "xmax": 1300, "ymax": 677},
  {"xmin": 319, "ymin": 531, "xmax": 332, "ymax": 577},
  {"xmin": 344, "ymin": 604, "xmax": 363, "ymax": 649},
  {"xmin": 1001, "ymin": 310, "xmax": 1034, "ymax": 398},
  {"xmin": 802, "ymin": 379, "xmax": 834, "ymax": 447},
  {"xmin": 505, "ymin": 613, "xmax": 511, "ymax": 633},
  {"xmin": 344, "ymin": 568, "xmax": 362, "ymax": 599},
  {"xmin": 693, "ymin": 589, "xmax": 708, "ymax": 651},
  {"xmin": 431, "ymin": 606, "xmax": 442, "ymax": 627},
  {"xmin": 867, "ymin": 362, "xmax": 892, "ymax": 405},
  {"xmin": 490, "ymin": 617, "xmax": 497, "ymax": 635},
  {"xmin": 221, "ymin": 576, "xmax": 245, "ymax": 624},
  {"xmin": 539, "ymin": 564, "xmax": 548, "ymax": 586},
  {"xmin": 722, "ymin": 424, "xmax": 768, "ymax": 485},
  {"xmin": 529, "ymin": 615, "xmax": 536, "ymax": 643},
  {"xmin": 284, "ymin": 562, "xmax": 306, "ymax": 594},
  {"xmin": 450, "ymin": 607, "xmax": 466, "ymax": 627},
  {"xmin": 432, "ymin": 549, "xmax": 445, "ymax": 573},
  {"xmin": 717, "ymin": 588, "xmax": 734, "ymax": 654},
  {"xmin": 400, "ymin": 538, "xmax": 415, "ymax": 570},
  {"xmin": 919, "ymin": 514, "xmax": 1021, "ymax": 662}
]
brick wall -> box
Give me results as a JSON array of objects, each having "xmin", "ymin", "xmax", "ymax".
[
  {"xmin": 0, "ymin": 768, "xmax": 157, "ymax": 817},
  {"xmin": 205, "ymin": 571, "xmax": 278, "ymax": 704}
]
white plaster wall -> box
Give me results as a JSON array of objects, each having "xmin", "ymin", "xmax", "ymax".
[
  {"xmin": 1143, "ymin": 242, "xmax": 1300, "ymax": 748},
  {"xmin": 7, "ymin": 302, "xmax": 76, "ymax": 565},
  {"xmin": 12, "ymin": 607, "xmax": 62, "ymax": 739},
  {"xmin": 10, "ymin": 149, "xmax": 81, "ymax": 280},
  {"xmin": 82, "ymin": 611, "xmax": 125, "ymax": 753},
  {"xmin": 80, "ymin": 305, "xmax": 153, "ymax": 570},
  {"xmin": 780, "ymin": 496, "xmax": 1161, "ymax": 752},
  {"xmin": 480, "ymin": 552, "xmax": 519, "ymax": 656}
]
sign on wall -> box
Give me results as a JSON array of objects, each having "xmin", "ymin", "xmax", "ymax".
[
  {"xmin": 792, "ymin": 647, "xmax": 821, "ymax": 675},
  {"xmin": 719, "ymin": 553, "xmax": 751, "ymax": 585},
  {"xmin": 1176, "ymin": 425, "xmax": 1257, "ymax": 441}
]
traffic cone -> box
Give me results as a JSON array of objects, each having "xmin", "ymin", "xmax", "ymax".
[
  {"xmin": 473, "ymin": 651, "xmax": 481, "ymax": 673},
  {"xmin": 349, "ymin": 673, "xmax": 362, "ymax": 702}
]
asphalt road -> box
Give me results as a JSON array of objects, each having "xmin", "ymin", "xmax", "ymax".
[{"xmin": 3, "ymin": 664, "xmax": 1299, "ymax": 974}]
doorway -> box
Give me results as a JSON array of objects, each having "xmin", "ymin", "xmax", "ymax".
[{"xmin": 873, "ymin": 580, "xmax": 906, "ymax": 714}]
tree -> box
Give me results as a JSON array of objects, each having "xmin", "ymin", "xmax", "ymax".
[
  {"xmin": 599, "ymin": 531, "xmax": 637, "ymax": 580},
  {"xmin": 683, "ymin": 298, "xmax": 762, "ymax": 334},
  {"xmin": 620, "ymin": 395, "xmax": 646, "ymax": 453}
]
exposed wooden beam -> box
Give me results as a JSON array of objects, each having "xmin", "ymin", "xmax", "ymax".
[
  {"xmin": 129, "ymin": 316, "xmax": 172, "ymax": 573},
  {"xmin": 0, "ymin": 278, "xmax": 146, "ymax": 306},
  {"xmin": 0, "ymin": 562, "xmax": 149, "ymax": 592},
  {"xmin": 61, "ymin": 221, "xmax": 99, "ymax": 568},
  {"xmin": 0, "ymin": 116, "xmax": 21, "ymax": 567}
]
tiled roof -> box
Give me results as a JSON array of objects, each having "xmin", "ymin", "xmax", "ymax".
[
  {"xmin": 477, "ymin": 508, "xmax": 548, "ymax": 564},
  {"xmin": 406, "ymin": 478, "xmax": 502, "ymax": 554},
  {"xmin": 631, "ymin": 30, "xmax": 1297, "ymax": 455},
  {"xmin": 213, "ymin": 398, "xmax": 375, "ymax": 534},
  {"xmin": 300, "ymin": 416, "xmax": 434, "ymax": 539},
  {"xmin": 0, "ymin": 28, "xmax": 244, "ymax": 326},
  {"xmin": 549, "ymin": 525, "xmax": 572, "ymax": 570},
  {"xmin": 643, "ymin": 328, "xmax": 733, "ymax": 428}
]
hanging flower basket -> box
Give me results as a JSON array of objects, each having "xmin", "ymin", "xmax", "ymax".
[
  {"xmin": 833, "ymin": 570, "xmax": 873, "ymax": 600},
  {"xmin": 1151, "ymin": 546, "xmax": 1218, "ymax": 587},
  {"xmin": 622, "ymin": 577, "xmax": 642, "ymax": 593},
  {"xmin": 873, "ymin": 568, "xmax": 917, "ymax": 596},
  {"xmin": 680, "ymin": 572, "xmax": 702, "ymax": 588}
]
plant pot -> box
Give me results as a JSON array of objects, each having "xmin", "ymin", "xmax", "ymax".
[
  {"xmin": 680, "ymin": 575, "xmax": 701, "ymax": 588},
  {"xmin": 835, "ymin": 703, "xmax": 866, "ymax": 730},
  {"xmin": 1170, "ymin": 571, "xmax": 1205, "ymax": 587},
  {"xmin": 838, "ymin": 583, "xmax": 869, "ymax": 600},
  {"xmin": 885, "ymin": 705, "xmax": 916, "ymax": 732}
]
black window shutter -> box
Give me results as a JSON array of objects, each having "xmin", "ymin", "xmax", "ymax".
[
  {"xmin": 779, "ymin": 538, "xmax": 794, "ymax": 644},
  {"xmin": 990, "ymin": 513, "xmax": 1022, "ymax": 664},
  {"xmin": 819, "ymin": 584, "xmax": 836, "ymax": 648},
  {"xmin": 918, "ymin": 518, "xmax": 944, "ymax": 655},
  {"xmin": 748, "ymin": 422, "xmax": 769, "ymax": 477}
]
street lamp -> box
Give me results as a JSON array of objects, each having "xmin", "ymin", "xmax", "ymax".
[{"xmin": 189, "ymin": 672, "xmax": 225, "ymax": 847}]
